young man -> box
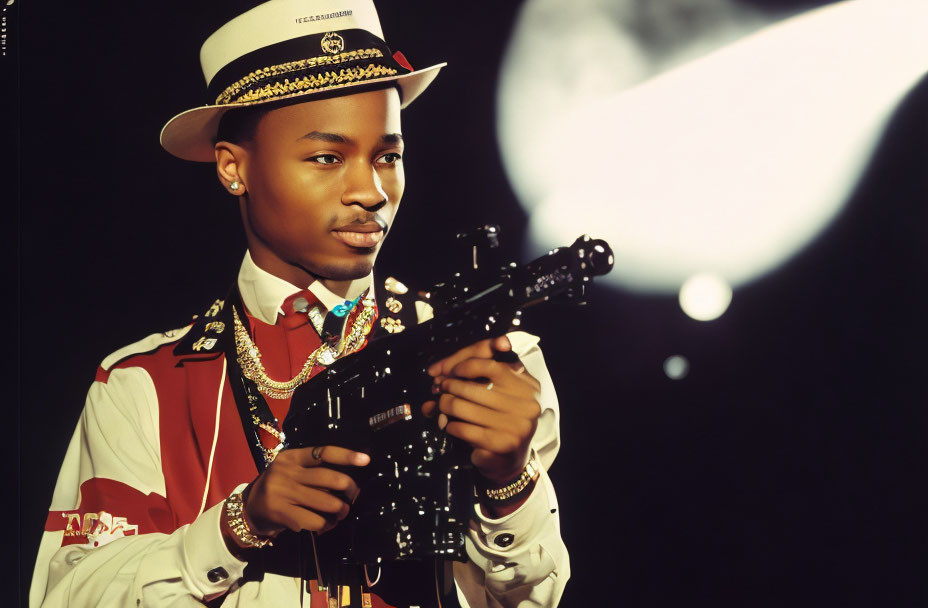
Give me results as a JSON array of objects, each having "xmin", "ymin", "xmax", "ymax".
[{"xmin": 31, "ymin": 1, "xmax": 568, "ymax": 606}]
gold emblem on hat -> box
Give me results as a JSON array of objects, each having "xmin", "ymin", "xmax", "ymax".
[
  {"xmin": 321, "ymin": 32, "xmax": 345, "ymax": 55},
  {"xmin": 380, "ymin": 317, "xmax": 405, "ymax": 334},
  {"xmin": 385, "ymin": 296, "xmax": 403, "ymax": 314}
]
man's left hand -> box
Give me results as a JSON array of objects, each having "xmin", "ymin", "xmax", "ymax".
[{"xmin": 424, "ymin": 336, "xmax": 541, "ymax": 488}]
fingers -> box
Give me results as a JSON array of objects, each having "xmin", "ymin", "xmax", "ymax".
[
  {"xmin": 288, "ymin": 484, "xmax": 351, "ymax": 520},
  {"xmin": 269, "ymin": 506, "xmax": 331, "ymax": 535},
  {"xmin": 494, "ymin": 335, "xmax": 512, "ymax": 352},
  {"xmin": 438, "ymin": 393, "xmax": 534, "ymax": 436},
  {"xmin": 440, "ymin": 358, "xmax": 541, "ymax": 395},
  {"xmin": 261, "ymin": 498, "xmax": 343, "ymax": 535},
  {"xmin": 421, "ymin": 401, "xmax": 449, "ymax": 431},
  {"xmin": 283, "ymin": 446, "xmax": 364, "ymax": 502},
  {"xmin": 247, "ymin": 445, "xmax": 368, "ymax": 536},
  {"xmin": 439, "ymin": 379, "xmax": 540, "ymax": 417},
  {"xmin": 290, "ymin": 466, "xmax": 362, "ymax": 503},
  {"xmin": 287, "ymin": 445, "xmax": 370, "ymax": 468},
  {"xmin": 444, "ymin": 419, "xmax": 523, "ymax": 454},
  {"xmin": 427, "ymin": 336, "xmax": 512, "ymax": 377},
  {"xmin": 245, "ymin": 474, "xmax": 349, "ymax": 536},
  {"xmin": 424, "ymin": 339, "xmax": 544, "ymax": 487}
]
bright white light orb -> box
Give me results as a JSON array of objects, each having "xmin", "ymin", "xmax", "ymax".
[
  {"xmin": 679, "ymin": 274, "xmax": 732, "ymax": 321},
  {"xmin": 499, "ymin": 0, "xmax": 928, "ymax": 293},
  {"xmin": 663, "ymin": 355, "xmax": 690, "ymax": 380}
]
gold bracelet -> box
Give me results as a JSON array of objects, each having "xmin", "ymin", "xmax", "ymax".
[
  {"xmin": 483, "ymin": 456, "xmax": 541, "ymax": 502},
  {"xmin": 224, "ymin": 491, "xmax": 273, "ymax": 549}
]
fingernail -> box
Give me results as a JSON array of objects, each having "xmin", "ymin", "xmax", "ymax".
[
  {"xmin": 427, "ymin": 363, "xmax": 440, "ymax": 376},
  {"xmin": 438, "ymin": 413, "xmax": 449, "ymax": 430},
  {"xmin": 354, "ymin": 453, "xmax": 370, "ymax": 466}
]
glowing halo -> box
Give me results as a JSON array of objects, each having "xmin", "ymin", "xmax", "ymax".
[{"xmin": 499, "ymin": 0, "xmax": 928, "ymax": 293}]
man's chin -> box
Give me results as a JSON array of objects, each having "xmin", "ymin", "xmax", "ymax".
[{"xmin": 298, "ymin": 257, "xmax": 375, "ymax": 283}]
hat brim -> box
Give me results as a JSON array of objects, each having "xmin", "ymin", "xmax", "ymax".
[{"xmin": 160, "ymin": 62, "xmax": 445, "ymax": 162}]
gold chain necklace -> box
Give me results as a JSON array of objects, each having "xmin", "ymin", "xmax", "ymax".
[{"xmin": 233, "ymin": 298, "xmax": 377, "ymax": 399}]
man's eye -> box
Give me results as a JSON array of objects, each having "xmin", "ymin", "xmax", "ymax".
[
  {"xmin": 309, "ymin": 154, "xmax": 340, "ymax": 165},
  {"xmin": 378, "ymin": 152, "xmax": 402, "ymax": 165}
]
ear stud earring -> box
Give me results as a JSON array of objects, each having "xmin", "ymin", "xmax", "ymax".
[{"xmin": 230, "ymin": 181, "xmax": 241, "ymax": 191}]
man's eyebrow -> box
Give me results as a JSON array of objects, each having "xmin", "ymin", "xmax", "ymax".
[
  {"xmin": 298, "ymin": 131, "xmax": 350, "ymax": 143},
  {"xmin": 296, "ymin": 132, "xmax": 404, "ymax": 145}
]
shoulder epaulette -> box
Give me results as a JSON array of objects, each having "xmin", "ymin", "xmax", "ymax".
[
  {"xmin": 172, "ymin": 298, "xmax": 231, "ymax": 359},
  {"xmin": 100, "ymin": 325, "xmax": 193, "ymax": 372}
]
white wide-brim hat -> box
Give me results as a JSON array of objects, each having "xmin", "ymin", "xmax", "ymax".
[{"xmin": 160, "ymin": 0, "xmax": 445, "ymax": 162}]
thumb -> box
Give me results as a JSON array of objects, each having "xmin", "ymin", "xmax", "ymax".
[{"xmin": 491, "ymin": 335, "xmax": 512, "ymax": 353}]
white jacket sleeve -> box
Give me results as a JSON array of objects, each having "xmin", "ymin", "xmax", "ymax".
[
  {"xmin": 30, "ymin": 362, "xmax": 247, "ymax": 607},
  {"xmin": 452, "ymin": 332, "xmax": 570, "ymax": 608}
]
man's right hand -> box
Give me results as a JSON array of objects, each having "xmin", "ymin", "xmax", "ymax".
[{"xmin": 233, "ymin": 445, "xmax": 370, "ymax": 544}]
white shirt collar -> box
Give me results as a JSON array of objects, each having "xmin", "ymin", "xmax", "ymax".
[{"xmin": 237, "ymin": 250, "xmax": 373, "ymax": 325}]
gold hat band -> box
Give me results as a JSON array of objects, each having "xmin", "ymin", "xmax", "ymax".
[
  {"xmin": 215, "ymin": 47, "xmax": 385, "ymax": 105},
  {"xmin": 228, "ymin": 63, "xmax": 399, "ymax": 105}
]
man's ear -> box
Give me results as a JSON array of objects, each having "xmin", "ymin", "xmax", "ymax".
[{"xmin": 215, "ymin": 141, "xmax": 249, "ymax": 196}]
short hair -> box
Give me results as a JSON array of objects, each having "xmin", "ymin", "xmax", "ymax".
[
  {"xmin": 214, "ymin": 82, "xmax": 405, "ymax": 146},
  {"xmin": 216, "ymin": 105, "xmax": 270, "ymax": 145}
]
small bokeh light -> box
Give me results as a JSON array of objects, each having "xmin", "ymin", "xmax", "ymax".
[
  {"xmin": 663, "ymin": 355, "xmax": 690, "ymax": 380},
  {"xmin": 679, "ymin": 273, "xmax": 732, "ymax": 321}
]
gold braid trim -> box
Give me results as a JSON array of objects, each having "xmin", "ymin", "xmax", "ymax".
[
  {"xmin": 230, "ymin": 64, "xmax": 399, "ymax": 104},
  {"xmin": 215, "ymin": 48, "xmax": 385, "ymax": 105}
]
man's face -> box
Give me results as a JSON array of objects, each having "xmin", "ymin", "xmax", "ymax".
[{"xmin": 239, "ymin": 88, "xmax": 404, "ymax": 282}]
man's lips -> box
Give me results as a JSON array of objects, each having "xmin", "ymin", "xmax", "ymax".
[
  {"xmin": 331, "ymin": 220, "xmax": 386, "ymax": 249},
  {"xmin": 332, "ymin": 230, "xmax": 383, "ymax": 248}
]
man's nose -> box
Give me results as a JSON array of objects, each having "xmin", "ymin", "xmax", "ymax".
[{"xmin": 342, "ymin": 160, "xmax": 388, "ymax": 210}]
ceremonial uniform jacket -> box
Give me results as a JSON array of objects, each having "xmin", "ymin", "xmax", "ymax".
[{"xmin": 31, "ymin": 252, "xmax": 569, "ymax": 607}]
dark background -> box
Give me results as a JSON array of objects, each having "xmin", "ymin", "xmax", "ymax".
[{"xmin": 16, "ymin": 0, "xmax": 928, "ymax": 606}]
